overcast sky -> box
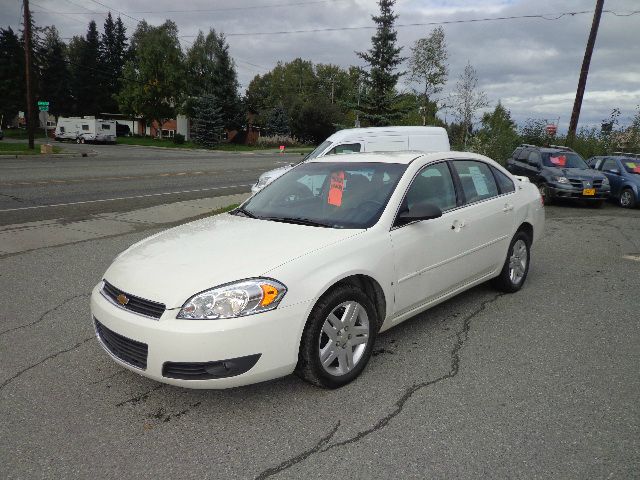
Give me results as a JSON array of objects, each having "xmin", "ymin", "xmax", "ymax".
[{"xmin": 3, "ymin": 0, "xmax": 639, "ymax": 130}]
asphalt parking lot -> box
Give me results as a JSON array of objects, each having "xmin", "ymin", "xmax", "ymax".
[{"xmin": 1, "ymin": 201, "xmax": 639, "ymax": 479}]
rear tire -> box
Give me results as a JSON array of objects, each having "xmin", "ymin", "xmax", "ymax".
[
  {"xmin": 538, "ymin": 183, "xmax": 553, "ymax": 205},
  {"xmin": 620, "ymin": 188, "xmax": 636, "ymax": 208},
  {"xmin": 296, "ymin": 285, "xmax": 377, "ymax": 388},
  {"xmin": 492, "ymin": 231, "xmax": 531, "ymax": 293}
]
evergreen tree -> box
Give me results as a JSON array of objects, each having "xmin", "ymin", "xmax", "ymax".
[
  {"xmin": 0, "ymin": 28, "xmax": 25, "ymax": 127},
  {"xmin": 185, "ymin": 29, "xmax": 239, "ymax": 129},
  {"xmin": 191, "ymin": 94, "xmax": 224, "ymax": 147},
  {"xmin": 265, "ymin": 106, "xmax": 290, "ymax": 136},
  {"xmin": 99, "ymin": 13, "xmax": 120, "ymax": 112},
  {"xmin": 71, "ymin": 21, "xmax": 101, "ymax": 115},
  {"xmin": 39, "ymin": 26, "xmax": 71, "ymax": 117},
  {"xmin": 356, "ymin": 0, "xmax": 405, "ymax": 126}
]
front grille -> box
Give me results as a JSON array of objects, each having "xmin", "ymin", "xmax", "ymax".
[
  {"xmin": 593, "ymin": 179, "xmax": 603, "ymax": 188},
  {"xmin": 568, "ymin": 179, "xmax": 583, "ymax": 188},
  {"xmin": 102, "ymin": 281, "xmax": 165, "ymax": 319},
  {"xmin": 568, "ymin": 178, "xmax": 603, "ymax": 189},
  {"xmin": 94, "ymin": 318, "xmax": 148, "ymax": 369}
]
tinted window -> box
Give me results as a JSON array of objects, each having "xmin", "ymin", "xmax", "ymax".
[
  {"xmin": 326, "ymin": 143, "xmax": 362, "ymax": 155},
  {"xmin": 601, "ymin": 158, "xmax": 618, "ymax": 172},
  {"xmin": 82, "ymin": 124, "xmax": 89, "ymax": 131},
  {"xmin": 517, "ymin": 149, "xmax": 530, "ymax": 161},
  {"xmin": 453, "ymin": 161, "xmax": 499, "ymax": 203},
  {"xmin": 102, "ymin": 124, "xmax": 111, "ymax": 130},
  {"xmin": 403, "ymin": 162, "xmax": 457, "ymax": 212},
  {"xmin": 493, "ymin": 167, "xmax": 515, "ymax": 193},
  {"xmin": 528, "ymin": 151, "xmax": 541, "ymax": 165}
]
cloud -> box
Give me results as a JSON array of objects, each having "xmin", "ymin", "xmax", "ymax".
[{"xmin": 3, "ymin": 0, "xmax": 638, "ymax": 129}]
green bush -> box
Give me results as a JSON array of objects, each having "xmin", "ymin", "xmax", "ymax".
[{"xmin": 173, "ymin": 133, "xmax": 185, "ymax": 144}]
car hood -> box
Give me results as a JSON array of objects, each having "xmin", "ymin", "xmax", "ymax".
[
  {"xmin": 545, "ymin": 167, "xmax": 606, "ymax": 180},
  {"xmin": 103, "ymin": 213, "xmax": 362, "ymax": 309},
  {"xmin": 259, "ymin": 165, "xmax": 293, "ymax": 180}
]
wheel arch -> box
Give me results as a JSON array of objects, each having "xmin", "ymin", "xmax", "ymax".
[
  {"xmin": 318, "ymin": 274, "xmax": 387, "ymax": 330},
  {"xmin": 516, "ymin": 221, "xmax": 534, "ymax": 243}
]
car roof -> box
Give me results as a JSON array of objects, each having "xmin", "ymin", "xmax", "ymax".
[
  {"xmin": 308, "ymin": 151, "xmax": 492, "ymax": 165},
  {"xmin": 325, "ymin": 126, "xmax": 447, "ymax": 142}
]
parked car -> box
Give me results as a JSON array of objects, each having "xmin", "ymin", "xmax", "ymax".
[
  {"xmin": 588, "ymin": 155, "xmax": 640, "ymax": 208},
  {"xmin": 91, "ymin": 151, "xmax": 544, "ymax": 389},
  {"xmin": 251, "ymin": 126, "xmax": 451, "ymax": 193},
  {"xmin": 506, "ymin": 144, "xmax": 610, "ymax": 206}
]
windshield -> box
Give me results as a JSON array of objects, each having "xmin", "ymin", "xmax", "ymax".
[
  {"xmin": 542, "ymin": 152, "xmax": 588, "ymax": 169},
  {"xmin": 622, "ymin": 160, "xmax": 640, "ymax": 174},
  {"xmin": 305, "ymin": 140, "xmax": 332, "ymax": 160},
  {"xmin": 237, "ymin": 162, "xmax": 407, "ymax": 229}
]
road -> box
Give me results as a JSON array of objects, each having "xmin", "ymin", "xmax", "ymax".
[
  {"xmin": 0, "ymin": 143, "xmax": 296, "ymax": 225},
  {"xmin": 1, "ymin": 148, "xmax": 639, "ymax": 479}
]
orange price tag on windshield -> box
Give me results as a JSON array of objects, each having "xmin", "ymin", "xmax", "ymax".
[
  {"xmin": 328, "ymin": 171, "xmax": 345, "ymax": 206},
  {"xmin": 550, "ymin": 155, "xmax": 566, "ymax": 166}
]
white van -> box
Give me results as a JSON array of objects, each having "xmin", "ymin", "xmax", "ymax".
[
  {"xmin": 55, "ymin": 117, "xmax": 117, "ymax": 144},
  {"xmin": 252, "ymin": 126, "xmax": 450, "ymax": 193}
]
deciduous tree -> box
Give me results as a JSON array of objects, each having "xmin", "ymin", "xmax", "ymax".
[{"xmin": 449, "ymin": 62, "xmax": 488, "ymax": 146}]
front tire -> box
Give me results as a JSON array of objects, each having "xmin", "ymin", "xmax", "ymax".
[
  {"xmin": 620, "ymin": 188, "xmax": 636, "ymax": 208},
  {"xmin": 296, "ymin": 285, "xmax": 377, "ymax": 388},
  {"xmin": 492, "ymin": 231, "xmax": 531, "ymax": 293}
]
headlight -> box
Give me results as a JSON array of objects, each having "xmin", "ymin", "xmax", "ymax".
[
  {"xmin": 177, "ymin": 278, "xmax": 287, "ymax": 320},
  {"xmin": 255, "ymin": 176, "xmax": 271, "ymax": 188},
  {"xmin": 601, "ymin": 176, "xmax": 609, "ymax": 185},
  {"xmin": 554, "ymin": 176, "xmax": 569, "ymax": 184}
]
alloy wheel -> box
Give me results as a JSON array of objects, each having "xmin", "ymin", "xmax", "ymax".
[
  {"xmin": 620, "ymin": 190, "xmax": 633, "ymax": 207},
  {"xmin": 509, "ymin": 239, "xmax": 528, "ymax": 285},
  {"xmin": 318, "ymin": 301, "xmax": 370, "ymax": 376}
]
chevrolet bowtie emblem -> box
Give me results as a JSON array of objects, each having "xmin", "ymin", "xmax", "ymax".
[{"xmin": 116, "ymin": 293, "xmax": 129, "ymax": 306}]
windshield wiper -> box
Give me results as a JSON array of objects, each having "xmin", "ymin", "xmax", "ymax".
[
  {"xmin": 263, "ymin": 216, "xmax": 334, "ymax": 228},
  {"xmin": 232, "ymin": 206, "xmax": 257, "ymax": 218}
]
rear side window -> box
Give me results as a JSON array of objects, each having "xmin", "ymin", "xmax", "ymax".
[
  {"xmin": 453, "ymin": 160, "xmax": 499, "ymax": 203},
  {"xmin": 517, "ymin": 149, "xmax": 530, "ymax": 161},
  {"xmin": 492, "ymin": 167, "xmax": 515, "ymax": 193},
  {"xmin": 82, "ymin": 124, "xmax": 89, "ymax": 131},
  {"xmin": 102, "ymin": 124, "xmax": 111, "ymax": 130},
  {"xmin": 59, "ymin": 126, "xmax": 65, "ymax": 133}
]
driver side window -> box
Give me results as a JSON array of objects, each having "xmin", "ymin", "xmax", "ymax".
[
  {"xmin": 528, "ymin": 151, "xmax": 541, "ymax": 166},
  {"xmin": 601, "ymin": 158, "xmax": 618, "ymax": 172},
  {"xmin": 403, "ymin": 163, "xmax": 457, "ymax": 213}
]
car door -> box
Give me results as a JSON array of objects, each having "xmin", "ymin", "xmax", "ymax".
[
  {"xmin": 600, "ymin": 157, "xmax": 623, "ymax": 197},
  {"xmin": 525, "ymin": 151, "xmax": 543, "ymax": 182},
  {"xmin": 449, "ymin": 159, "xmax": 515, "ymax": 279},
  {"xmin": 389, "ymin": 161, "xmax": 468, "ymax": 317}
]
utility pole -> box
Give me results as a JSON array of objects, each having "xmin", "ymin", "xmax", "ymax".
[
  {"xmin": 23, "ymin": 0, "xmax": 35, "ymax": 149},
  {"xmin": 567, "ymin": 0, "xmax": 604, "ymax": 145}
]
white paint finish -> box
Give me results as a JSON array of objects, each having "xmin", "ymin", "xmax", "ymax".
[{"xmin": 91, "ymin": 151, "xmax": 545, "ymax": 388}]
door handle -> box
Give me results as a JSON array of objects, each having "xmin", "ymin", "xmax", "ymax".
[{"xmin": 502, "ymin": 204, "xmax": 514, "ymax": 212}]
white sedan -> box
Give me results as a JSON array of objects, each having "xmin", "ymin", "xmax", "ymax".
[{"xmin": 91, "ymin": 151, "xmax": 544, "ymax": 389}]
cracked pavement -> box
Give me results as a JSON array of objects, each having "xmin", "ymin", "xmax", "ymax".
[{"xmin": 1, "ymin": 202, "xmax": 639, "ymax": 479}]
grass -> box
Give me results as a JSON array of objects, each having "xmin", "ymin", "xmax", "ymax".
[
  {"xmin": 117, "ymin": 136, "xmax": 314, "ymax": 154},
  {"xmin": 0, "ymin": 142, "xmax": 61, "ymax": 155},
  {"xmin": 1, "ymin": 129, "xmax": 48, "ymax": 139}
]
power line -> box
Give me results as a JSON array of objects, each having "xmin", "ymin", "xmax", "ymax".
[{"xmin": 176, "ymin": 9, "xmax": 640, "ymax": 37}]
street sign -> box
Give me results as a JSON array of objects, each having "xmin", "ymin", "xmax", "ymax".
[
  {"xmin": 38, "ymin": 101, "xmax": 49, "ymax": 112},
  {"xmin": 38, "ymin": 111, "xmax": 49, "ymax": 127}
]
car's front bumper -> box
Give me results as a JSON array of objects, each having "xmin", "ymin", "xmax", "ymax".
[
  {"xmin": 548, "ymin": 184, "xmax": 610, "ymax": 200},
  {"xmin": 90, "ymin": 283, "xmax": 310, "ymax": 389}
]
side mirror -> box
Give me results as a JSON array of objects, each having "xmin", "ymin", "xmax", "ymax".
[
  {"xmin": 398, "ymin": 202, "xmax": 443, "ymax": 223},
  {"xmin": 606, "ymin": 168, "xmax": 620, "ymax": 175}
]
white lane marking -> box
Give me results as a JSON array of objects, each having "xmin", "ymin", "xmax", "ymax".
[{"xmin": 0, "ymin": 184, "xmax": 252, "ymax": 212}]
